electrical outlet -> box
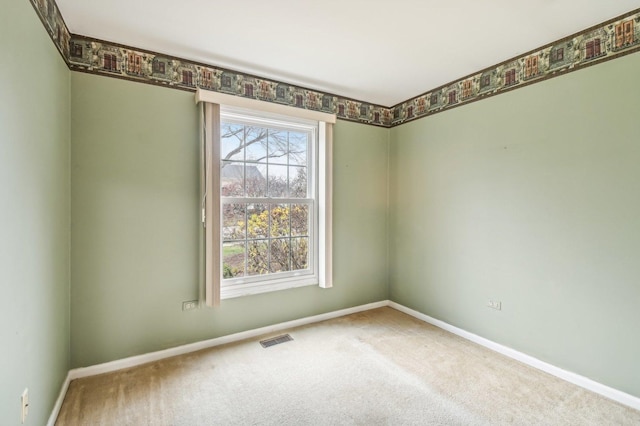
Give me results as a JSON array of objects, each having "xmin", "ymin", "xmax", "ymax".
[
  {"xmin": 21, "ymin": 388, "xmax": 28, "ymax": 423},
  {"xmin": 488, "ymin": 300, "xmax": 502, "ymax": 310},
  {"xmin": 182, "ymin": 300, "xmax": 198, "ymax": 311}
]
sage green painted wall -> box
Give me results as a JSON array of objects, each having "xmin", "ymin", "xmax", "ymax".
[
  {"xmin": 389, "ymin": 53, "xmax": 640, "ymax": 397},
  {"xmin": 70, "ymin": 72, "xmax": 389, "ymax": 367},
  {"xmin": 0, "ymin": 1, "xmax": 70, "ymax": 424}
]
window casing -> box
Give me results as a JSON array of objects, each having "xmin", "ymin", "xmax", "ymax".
[{"xmin": 197, "ymin": 88, "xmax": 335, "ymax": 306}]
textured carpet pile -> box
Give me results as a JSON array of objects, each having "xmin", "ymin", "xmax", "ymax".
[{"xmin": 56, "ymin": 307, "xmax": 640, "ymax": 425}]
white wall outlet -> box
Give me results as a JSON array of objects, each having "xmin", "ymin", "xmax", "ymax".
[
  {"xmin": 182, "ymin": 300, "xmax": 198, "ymax": 311},
  {"xmin": 488, "ymin": 300, "xmax": 502, "ymax": 310},
  {"xmin": 21, "ymin": 388, "xmax": 28, "ymax": 423}
]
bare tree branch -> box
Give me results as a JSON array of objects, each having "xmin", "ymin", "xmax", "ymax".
[{"xmin": 221, "ymin": 125, "xmax": 305, "ymax": 168}]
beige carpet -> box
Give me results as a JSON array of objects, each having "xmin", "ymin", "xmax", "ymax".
[{"xmin": 56, "ymin": 307, "xmax": 640, "ymax": 425}]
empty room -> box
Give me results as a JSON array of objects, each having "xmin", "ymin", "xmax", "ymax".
[{"xmin": 2, "ymin": 0, "xmax": 640, "ymax": 424}]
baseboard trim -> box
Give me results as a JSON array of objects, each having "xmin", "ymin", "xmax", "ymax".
[
  {"xmin": 68, "ymin": 300, "xmax": 388, "ymax": 380},
  {"xmin": 388, "ymin": 301, "xmax": 640, "ymax": 411},
  {"xmin": 46, "ymin": 372, "xmax": 70, "ymax": 426},
  {"xmin": 54, "ymin": 299, "xmax": 640, "ymax": 423}
]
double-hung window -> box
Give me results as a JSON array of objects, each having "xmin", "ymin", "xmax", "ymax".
[
  {"xmin": 220, "ymin": 108, "xmax": 317, "ymax": 295},
  {"xmin": 197, "ymin": 90, "xmax": 334, "ymax": 305}
]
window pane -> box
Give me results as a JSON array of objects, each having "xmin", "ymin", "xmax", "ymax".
[
  {"xmin": 247, "ymin": 240, "xmax": 268, "ymax": 276},
  {"xmin": 291, "ymin": 237, "xmax": 309, "ymax": 271},
  {"xmin": 221, "ymin": 161, "xmax": 244, "ymax": 196},
  {"xmin": 269, "ymin": 239, "xmax": 291, "ymax": 273},
  {"xmin": 221, "ymin": 123, "xmax": 244, "ymax": 161},
  {"xmin": 291, "ymin": 204, "xmax": 308, "ymax": 236},
  {"xmin": 219, "ymin": 110, "xmax": 318, "ymax": 290},
  {"xmin": 247, "ymin": 204, "xmax": 268, "ymax": 239},
  {"xmin": 268, "ymin": 165, "xmax": 288, "ymax": 197},
  {"xmin": 268, "ymin": 129, "xmax": 287, "ymax": 163},
  {"xmin": 222, "ymin": 203, "xmax": 246, "ymax": 240},
  {"xmin": 289, "ymin": 166, "xmax": 307, "ymax": 198},
  {"xmin": 270, "ymin": 204, "xmax": 290, "ymax": 237},
  {"xmin": 288, "ymin": 132, "xmax": 308, "ymax": 166},
  {"xmin": 223, "ymin": 242, "xmax": 245, "ymax": 279},
  {"xmin": 245, "ymin": 127, "xmax": 268, "ymax": 162},
  {"xmin": 245, "ymin": 164, "xmax": 267, "ymax": 197}
]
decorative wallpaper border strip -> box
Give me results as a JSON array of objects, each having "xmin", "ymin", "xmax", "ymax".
[
  {"xmin": 28, "ymin": 0, "xmax": 71, "ymax": 61},
  {"xmin": 27, "ymin": 0, "xmax": 640, "ymax": 128},
  {"xmin": 65, "ymin": 35, "xmax": 392, "ymax": 127},
  {"xmin": 390, "ymin": 9, "xmax": 640, "ymax": 126}
]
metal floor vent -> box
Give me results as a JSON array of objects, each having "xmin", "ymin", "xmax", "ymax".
[{"xmin": 260, "ymin": 334, "xmax": 293, "ymax": 348}]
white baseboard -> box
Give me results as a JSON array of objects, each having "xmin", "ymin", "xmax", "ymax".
[
  {"xmin": 52, "ymin": 299, "xmax": 640, "ymax": 424},
  {"xmin": 388, "ymin": 301, "xmax": 640, "ymax": 412},
  {"xmin": 68, "ymin": 300, "xmax": 388, "ymax": 380},
  {"xmin": 46, "ymin": 372, "xmax": 70, "ymax": 426}
]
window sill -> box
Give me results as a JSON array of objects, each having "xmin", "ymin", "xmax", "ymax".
[{"xmin": 220, "ymin": 275, "xmax": 319, "ymax": 300}]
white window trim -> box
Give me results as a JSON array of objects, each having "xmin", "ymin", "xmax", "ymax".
[
  {"xmin": 219, "ymin": 109, "xmax": 318, "ymax": 298},
  {"xmin": 197, "ymin": 89, "xmax": 334, "ymax": 306},
  {"xmin": 318, "ymin": 122, "xmax": 332, "ymax": 290}
]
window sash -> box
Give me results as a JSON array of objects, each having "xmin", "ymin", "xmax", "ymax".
[
  {"xmin": 198, "ymin": 89, "xmax": 334, "ymax": 306},
  {"xmin": 221, "ymin": 200, "xmax": 316, "ymax": 288},
  {"xmin": 219, "ymin": 111, "xmax": 317, "ymax": 288}
]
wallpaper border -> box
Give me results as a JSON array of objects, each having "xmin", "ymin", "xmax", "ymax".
[
  {"xmin": 390, "ymin": 8, "xmax": 640, "ymax": 126},
  {"xmin": 28, "ymin": 0, "xmax": 71, "ymax": 62},
  {"xmin": 27, "ymin": 0, "xmax": 640, "ymax": 128},
  {"xmin": 65, "ymin": 34, "xmax": 392, "ymax": 127}
]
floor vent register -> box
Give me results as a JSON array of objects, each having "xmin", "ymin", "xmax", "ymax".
[{"xmin": 259, "ymin": 334, "xmax": 293, "ymax": 348}]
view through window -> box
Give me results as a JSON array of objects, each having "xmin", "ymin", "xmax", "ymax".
[{"xmin": 219, "ymin": 110, "xmax": 318, "ymax": 293}]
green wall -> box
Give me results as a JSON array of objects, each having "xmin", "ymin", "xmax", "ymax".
[
  {"xmin": 0, "ymin": 1, "xmax": 70, "ymax": 424},
  {"xmin": 70, "ymin": 72, "xmax": 389, "ymax": 367},
  {"xmin": 389, "ymin": 53, "xmax": 640, "ymax": 397},
  {"xmin": 7, "ymin": 0, "xmax": 640, "ymax": 418}
]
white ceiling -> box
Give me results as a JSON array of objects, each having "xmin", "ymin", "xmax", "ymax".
[{"xmin": 56, "ymin": 0, "xmax": 640, "ymax": 106}]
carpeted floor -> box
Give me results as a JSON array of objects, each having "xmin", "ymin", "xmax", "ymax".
[{"xmin": 55, "ymin": 307, "xmax": 640, "ymax": 425}]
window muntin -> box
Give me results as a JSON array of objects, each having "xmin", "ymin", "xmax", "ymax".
[
  {"xmin": 219, "ymin": 109, "xmax": 318, "ymax": 294},
  {"xmin": 198, "ymin": 89, "xmax": 334, "ymax": 306}
]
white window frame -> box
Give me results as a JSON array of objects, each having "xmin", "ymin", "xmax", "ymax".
[
  {"xmin": 219, "ymin": 108, "xmax": 318, "ymax": 297},
  {"xmin": 197, "ymin": 89, "xmax": 334, "ymax": 306}
]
